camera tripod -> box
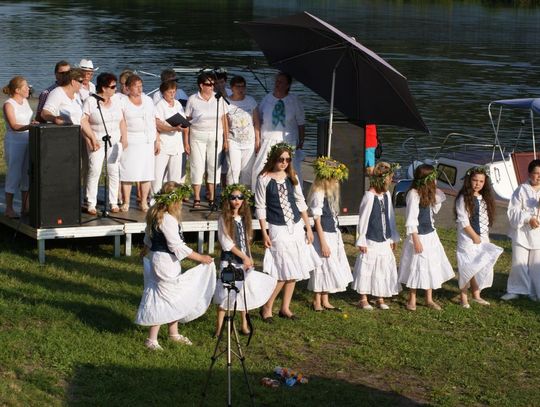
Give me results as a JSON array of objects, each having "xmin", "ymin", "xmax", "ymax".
[{"xmin": 201, "ymin": 283, "xmax": 255, "ymax": 407}]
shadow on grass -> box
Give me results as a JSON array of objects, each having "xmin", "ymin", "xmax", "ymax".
[{"xmin": 67, "ymin": 364, "xmax": 428, "ymax": 407}]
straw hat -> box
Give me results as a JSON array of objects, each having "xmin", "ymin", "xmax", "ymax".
[{"xmin": 78, "ymin": 59, "xmax": 99, "ymax": 71}]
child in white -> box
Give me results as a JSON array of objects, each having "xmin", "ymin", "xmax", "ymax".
[
  {"xmin": 214, "ymin": 184, "xmax": 277, "ymax": 336},
  {"xmin": 455, "ymin": 167, "xmax": 503, "ymax": 308},
  {"xmin": 307, "ymin": 157, "xmax": 353, "ymax": 311},
  {"xmin": 135, "ymin": 182, "xmax": 216, "ymax": 350},
  {"xmin": 399, "ymin": 164, "xmax": 454, "ymax": 310},
  {"xmin": 352, "ymin": 162, "xmax": 401, "ymax": 310}
]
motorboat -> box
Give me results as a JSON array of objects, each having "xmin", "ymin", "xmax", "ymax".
[{"xmin": 393, "ymin": 98, "xmax": 539, "ymax": 206}]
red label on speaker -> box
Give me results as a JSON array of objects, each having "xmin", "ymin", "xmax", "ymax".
[{"xmin": 57, "ymin": 218, "xmax": 63, "ymax": 225}]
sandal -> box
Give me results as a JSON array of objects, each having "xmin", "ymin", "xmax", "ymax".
[
  {"xmin": 192, "ymin": 199, "xmax": 201, "ymax": 208},
  {"xmin": 120, "ymin": 203, "xmax": 130, "ymax": 212},
  {"xmin": 169, "ymin": 334, "xmax": 192, "ymax": 345},
  {"xmin": 144, "ymin": 338, "xmax": 163, "ymax": 351}
]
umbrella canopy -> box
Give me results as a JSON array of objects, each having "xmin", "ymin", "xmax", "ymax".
[{"xmin": 239, "ymin": 12, "xmax": 429, "ymax": 137}]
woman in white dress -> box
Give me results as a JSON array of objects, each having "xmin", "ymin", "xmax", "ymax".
[
  {"xmin": 255, "ymin": 143, "xmax": 321, "ymax": 321},
  {"xmin": 2, "ymin": 76, "xmax": 35, "ymax": 218},
  {"xmin": 252, "ymin": 72, "xmax": 305, "ymax": 190},
  {"xmin": 135, "ymin": 182, "xmax": 216, "ymax": 350},
  {"xmin": 502, "ymin": 159, "xmax": 540, "ymax": 301},
  {"xmin": 152, "ymin": 79, "xmax": 188, "ymax": 195},
  {"xmin": 398, "ymin": 164, "xmax": 454, "ymax": 311},
  {"xmin": 226, "ymin": 75, "xmax": 260, "ymax": 186},
  {"xmin": 307, "ymin": 157, "xmax": 353, "ymax": 311},
  {"xmin": 352, "ymin": 162, "xmax": 401, "ymax": 310},
  {"xmin": 80, "ymin": 72, "xmax": 127, "ymax": 215},
  {"xmin": 184, "ymin": 72, "xmax": 229, "ymax": 207},
  {"xmin": 120, "ymin": 74, "xmax": 158, "ymax": 212}
]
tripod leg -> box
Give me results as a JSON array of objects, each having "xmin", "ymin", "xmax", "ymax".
[
  {"xmin": 201, "ymin": 321, "xmax": 227, "ymax": 405},
  {"xmin": 231, "ymin": 321, "xmax": 256, "ymax": 406}
]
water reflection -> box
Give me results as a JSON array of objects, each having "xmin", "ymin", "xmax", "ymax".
[{"xmin": 1, "ymin": 0, "xmax": 540, "ymax": 162}]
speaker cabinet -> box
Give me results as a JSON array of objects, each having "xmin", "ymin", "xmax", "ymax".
[
  {"xmin": 316, "ymin": 119, "xmax": 365, "ymax": 215},
  {"xmin": 29, "ymin": 124, "xmax": 81, "ymax": 228}
]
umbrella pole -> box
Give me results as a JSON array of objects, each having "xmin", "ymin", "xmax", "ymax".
[{"xmin": 327, "ymin": 52, "xmax": 345, "ymax": 156}]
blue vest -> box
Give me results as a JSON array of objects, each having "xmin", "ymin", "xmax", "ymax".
[
  {"xmin": 320, "ymin": 197, "xmax": 338, "ymax": 233},
  {"xmin": 220, "ymin": 220, "xmax": 246, "ymax": 264},
  {"xmin": 265, "ymin": 178, "xmax": 301, "ymax": 225},
  {"xmin": 417, "ymin": 205, "xmax": 434, "ymax": 235},
  {"xmin": 150, "ymin": 224, "xmax": 184, "ymax": 254},
  {"xmin": 470, "ymin": 198, "xmax": 481, "ymax": 235},
  {"xmin": 366, "ymin": 194, "xmax": 391, "ymax": 242}
]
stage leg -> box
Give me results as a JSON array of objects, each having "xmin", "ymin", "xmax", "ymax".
[
  {"xmin": 38, "ymin": 240, "xmax": 45, "ymax": 264},
  {"xmin": 125, "ymin": 234, "xmax": 132, "ymax": 256},
  {"xmin": 114, "ymin": 236, "xmax": 120, "ymax": 257},
  {"xmin": 198, "ymin": 231, "xmax": 204, "ymax": 253},
  {"xmin": 209, "ymin": 231, "xmax": 215, "ymax": 254}
]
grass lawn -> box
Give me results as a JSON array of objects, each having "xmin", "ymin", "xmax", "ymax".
[{"xmin": 1, "ymin": 113, "xmax": 540, "ymax": 406}]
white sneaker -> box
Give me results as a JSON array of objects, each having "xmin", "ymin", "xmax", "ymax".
[
  {"xmin": 461, "ymin": 303, "xmax": 471, "ymax": 309},
  {"xmin": 145, "ymin": 339, "xmax": 163, "ymax": 351},
  {"xmin": 356, "ymin": 302, "xmax": 373, "ymax": 310},
  {"xmin": 501, "ymin": 293, "xmax": 519, "ymax": 301},
  {"xmin": 169, "ymin": 334, "xmax": 192, "ymax": 345},
  {"xmin": 378, "ymin": 303, "xmax": 390, "ymax": 310}
]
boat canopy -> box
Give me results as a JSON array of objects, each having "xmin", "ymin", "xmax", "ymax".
[{"xmin": 491, "ymin": 98, "xmax": 540, "ymax": 115}]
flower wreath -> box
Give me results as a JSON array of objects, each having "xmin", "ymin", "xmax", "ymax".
[
  {"xmin": 369, "ymin": 162, "xmax": 400, "ymax": 190},
  {"xmin": 414, "ymin": 168, "xmax": 438, "ymax": 187},
  {"xmin": 221, "ymin": 183, "xmax": 254, "ymax": 206},
  {"xmin": 268, "ymin": 142, "xmax": 295, "ymax": 161},
  {"xmin": 465, "ymin": 165, "xmax": 491, "ymax": 178},
  {"xmin": 153, "ymin": 184, "xmax": 193, "ymax": 206},
  {"xmin": 313, "ymin": 156, "xmax": 349, "ymax": 182}
]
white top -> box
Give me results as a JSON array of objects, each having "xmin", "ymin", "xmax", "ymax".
[
  {"xmin": 455, "ymin": 195, "xmax": 490, "ymax": 247},
  {"xmin": 82, "ymin": 93, "xmax": 123, "ymax": 145},
  {"xmin": 155, "ymin": 98, "xmax": 185, "ymax": 155},
  {"xmin": 255, "ymin": 174, "xmax": 308, "ymax": 221},
  {"xmin": 152, "ymin": 88, "xmax": 189, "ymax": 104},
  {"xmin": 121, "ymin": 94, "xmax": 157, "ymax": 144},
  {"xmin": 217, "ymin": 215, "xmax": 242, "ymax": 252},
  {"xmin": 43, "ymin": 86, "xmax": 83, "ymax": 125},
  {"xmin": 185, "ymin": 92, "xmax": 229, "ymax": 133},
  {"xmin": 507, "ymin": 182, "xmax": 540, "ymax": 249},
  {"xmin": 3, "ymin": 98, "xmax": 33, "ymax": 144},
  {"xmin": 356, "ymin": 190, "xmax": 400, "ymax": 246},
  {"xmin": 405, "ymin": 188, "xmax": 446, "ymax": 235},
  {"xmin": 228, "ymin": 95, "xmax": 257, "ymax": 145},
  {"xmin": 143, "ymin": 212, "xmax": 193, "ymax": 263},
  {"xmin": 78, "ymin": 82, "xmax": 96, "ymax": 102},
  {"xmin": 258, "ymin": 93, "xmax": 305, "ymax": 144}
]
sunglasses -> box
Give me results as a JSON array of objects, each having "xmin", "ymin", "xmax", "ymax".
[
  {"xmin": 278, "ymin": 157, "xmax": 292, "ymax": 163},
  {"xmin": 229, "ymin": 194, "xmax": 245, "ymax": 201},
  {"xmin": 202, "ymin": 82, "xmax": 214, "ymax": 87},
  {"xmin": 76, "ymin": 79, "xmax": 84, "ymax": 83},
  {"xmin": 106, "ymin": 84, "xmax": 117, "ymax": 89}
]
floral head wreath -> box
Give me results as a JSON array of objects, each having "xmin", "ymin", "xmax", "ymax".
[
  {"xmin": 414, "ymin": 168, "xmax": 438, "ymax": 187},
  {"xmin": 313, "ymin": 156, "xmax": 349, "ymax": 182},
  {"xmin": 465, "ymin": 165, "xmax": 490, "ymax": 178},
  {"xmin": 153, "ymin": 184, "xmax": 193, "ymax": 206},
  {"xmin": 268, "ymin": 142, "xmax": 295, "ymax": 161},
  {"xmin": 221, "ymin": 183, "xmax": 254, "ymax": 206},
  {"xmin": 369, "ymin": 162, "xmax": 400, "ymax": 190}
]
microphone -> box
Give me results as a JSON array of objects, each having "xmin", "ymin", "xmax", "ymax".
[
  {"xmin": 90, "ymin": 93, "xmax": 105, "ymax": 102},
  {"xmin": 215, "ymin": 90, "xmax": 230, "ymax": 105}
]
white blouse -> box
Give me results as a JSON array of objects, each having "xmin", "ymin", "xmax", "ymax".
[
  {"xmin": 507, "ymin": 182, "xmax": 540, "ymax": 249},
  {"xmin": 356, "ymin": 190, "xmax": 400, "ymax": 246},
  {"xmin": 405, "ymin": 188, "xmax": 446, "ymax": 235},
  {"xmin": 143, "ymin": 212, "xmax": 193, "ymax": 264}
]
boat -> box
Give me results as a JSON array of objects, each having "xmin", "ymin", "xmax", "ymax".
[{"xmin": 393, "ymin": 98, "xmax": 539, "ymax": 206}]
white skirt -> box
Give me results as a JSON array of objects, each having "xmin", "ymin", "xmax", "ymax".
[
  {"xmin": 263, "ymin": 221, "xmax": 322, "ymax": 281},
  {"xmin": 135, "ymin": 257, "xmax": 217, "ymax": 326},
  {"xmin": 213, "ymin": 265, "xmax": 278, "ymax": 310},
  {"xmin": 351, "ymin": 239, "xmax": 401, "ymax": 297},
  {"xmin": 457, "ymin": 241, "xmax": 503, "ymax": 290},
  {"xmin": 120, "ymin": 142, "xmax": 155, "ymax": 182},
  {"xmin": 308, "ymin": 229, "xmax": 353, "ymax": 293},
  {"xmin": 398, "ymin": 230, "xmax": 455, "ymax": 289}
]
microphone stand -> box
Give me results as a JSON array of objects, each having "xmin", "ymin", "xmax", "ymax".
[{"xmin": 83, "ymin": 95, "xmax": 136, "ymax": 224}]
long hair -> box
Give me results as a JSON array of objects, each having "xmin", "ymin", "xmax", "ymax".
[
  {"xmin": 145, "ymin": 182, "xmax": 183, "ymax": 237},
  {"xmin": 259, "ymin": 145, "xmax": 298, "ymax": 185},
  {"xmin": 411, "ymin": 164, "xmax": 437, "ymax": 207},
  {"xmin": 220, "ymin": 194, "xmax": 253, "ymax": 249},
  {"xmin": 455, "ymin": 169, "xmax": 496, "ymax": 226},
  {"xmin": 308, "ymin": 178, "xmax": 340, "ymax": 214},
  {"xmin": 369, "ymin": 161, "xmax": 393, "ymax": 194}
]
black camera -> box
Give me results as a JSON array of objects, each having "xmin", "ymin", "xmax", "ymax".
[{"xmin": 220, "ymin": 263, "xmax": 245, "ymax": 284}]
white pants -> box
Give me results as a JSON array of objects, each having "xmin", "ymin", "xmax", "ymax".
[
  {"xmin": 507, "ymin": 242, "xmax": 540, "ymax": 297},
  {"xmin": 152, "ymin": 152, "xmax": 183, "ymax": 195},
  {"xmin": 85, "ymin": 143, "xmax": 121, "ymax": 208},
  {"xmin": 4, "ymin": 140, "xmax": 29, "ymax": 193},
  {"xmin": 189, "ymin": 129, "xmax": 223, "ymax": 185},
  {"xmin": 227, "ymin": 141, "xmax": 255, "ymax": 185}
]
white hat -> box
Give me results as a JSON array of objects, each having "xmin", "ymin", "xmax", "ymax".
[{"xmin": 78, "ymin": 59, "xmax": 99, "ymax": 71}]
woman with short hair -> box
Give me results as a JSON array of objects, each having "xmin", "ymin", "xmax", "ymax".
[{"xmin": 41, "ymin": 68, "xmax": 85, "ymax": 125}]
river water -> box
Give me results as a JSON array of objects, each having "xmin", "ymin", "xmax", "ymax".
[{"xmin": 1, "ymin": 0, "xmax": 540, "ymax": 163}]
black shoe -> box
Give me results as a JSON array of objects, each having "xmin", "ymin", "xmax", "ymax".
[
  {"xmin": 278, "ymin": 311, "xmax": 299, "ymax": 320},
  {"xmin": 323, "ymin": 306, "xmax": 342, "ymax": 312},
  {"xmin": 311, "ymin": 304, "xmax": 323, "ymax": 312},
  {"xmin": 259, "ymin": 308, "xmax": 274, "ymax": 323}
]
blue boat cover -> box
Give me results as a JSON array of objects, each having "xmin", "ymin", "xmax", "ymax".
[{"xmin": 492, "ymin": 98, "xmax": 540, "ymax": 115}]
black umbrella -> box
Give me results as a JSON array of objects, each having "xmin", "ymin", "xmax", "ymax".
[{"xmin": 238, "ymin": 12, "xmax": 429, "ymax": 153}]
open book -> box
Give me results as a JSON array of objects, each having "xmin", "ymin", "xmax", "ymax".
[{"xmin": 165, "ymin": 113, "xmax": 191, "ymax": 128}]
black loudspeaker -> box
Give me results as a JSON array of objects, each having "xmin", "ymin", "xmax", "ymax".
[
  {"xmin": 316, "ymin": 119, "xmax": 365, "ymax": 215},
  {"xmin": 29, "ymin": 124, "xmax": 81, "ymax": 228}
]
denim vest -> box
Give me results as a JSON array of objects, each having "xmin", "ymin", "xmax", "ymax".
[
  {"xmin": 320, "ymin": 197, "xmax": 338, "ymax": 233},
  {"xmin": 265, "ymin": 177, "xmax": 301, "ymax": 225},
  {"xmin": 150, "ymin": 224, "xmax": 184, "ymax": 254},
  {"xmin": 417, "ymin": 205, "xmax": 434, "ymax": 235},
  {"xmin": 220, "ymin": 219, "xmax": 246, "ymax": 264},
  {"xmin": 366, "ymin": 194, "xmax": 391, "ymax": 242},
  {"xmin": 470, "ymin": 198, "xmax": 481, "ymax": 235}
]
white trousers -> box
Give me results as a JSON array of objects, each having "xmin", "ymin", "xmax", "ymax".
[
  {"xmin": 152, "ymin": 152, "xmax": 183, "ymax": 195},
  {"xmin": 85, "ymin": 143, "xmax": 121, "ymax": 208},
  {"xmin": 507, "ymin": 242, "xmax": 540, "ymax": 297},
  {"xmin": 227, "ymin": 141, "xmax": 255, "ymax": 185},
  {"xmin": 4, "ymin": 140, "xmax": 29, "ymax": 193},
  {"xmin": 189, "ymin": 129, "xmax": 223, "ymax": 185}
]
